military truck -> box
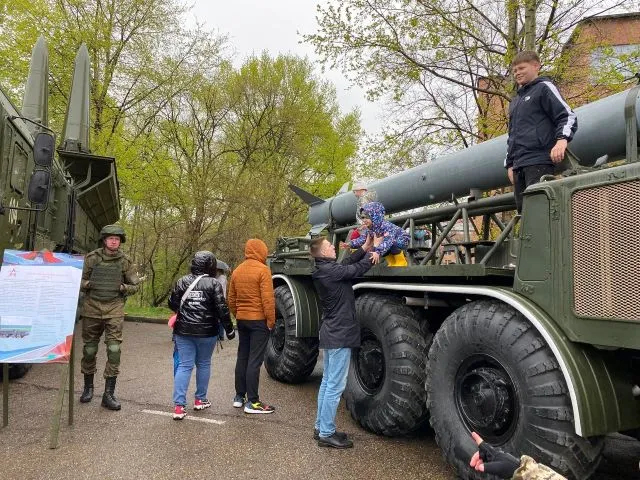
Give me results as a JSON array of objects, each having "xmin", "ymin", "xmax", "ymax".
[
  {"xmin": 266, "ymin": 84, "xmax": 640, "ymax": 479},
  {"xmin": 0, "ymin": 37, "xmax": 119, "ymax": 379}
]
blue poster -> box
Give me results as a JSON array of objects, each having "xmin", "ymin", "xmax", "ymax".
[{"xmin": 0, "ymin": 250, "xmax": 83, "ymax": 363}]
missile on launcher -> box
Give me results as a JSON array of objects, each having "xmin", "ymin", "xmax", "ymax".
[{"xmin": 293, "ymin": 87, "xmax": 640, "ymax": 232}]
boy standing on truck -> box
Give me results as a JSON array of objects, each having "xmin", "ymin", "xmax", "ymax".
[
  {"xmin": 505, "ymin": 51, "xmax": 577, "ymax": 213},
  {"xmin": 310, "ymin": 235, "xmax": 375, "ymax": 448},
  {"xmin": 346, "ymin": 201, "xmax": 410, "ymax": 267}
]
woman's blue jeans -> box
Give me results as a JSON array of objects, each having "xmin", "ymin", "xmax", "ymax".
[
  {"xmin": 314, "ymin": 348, "xmax": 351, "ymax": 437},
  {"xmin": 173, "ymin": 334, "xmax": 217, "ymax": 406}
]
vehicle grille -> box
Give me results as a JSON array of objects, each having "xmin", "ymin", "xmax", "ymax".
[{"xmin": 572, "ymin": 180, "xmax": 640, "ymax": 321}]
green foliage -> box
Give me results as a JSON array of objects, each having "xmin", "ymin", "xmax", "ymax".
[{"xmin": 0, "ymin": 1, "xmax": 361, "ymax": 307}]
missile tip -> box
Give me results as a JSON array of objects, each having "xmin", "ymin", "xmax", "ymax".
[
  {"xmin": 75, "ymin": 43, "xmax": 90, "ymax": 61},
  {"xmin": 32, "ymin": 36, "xmax": 48, "ymax": 57}
]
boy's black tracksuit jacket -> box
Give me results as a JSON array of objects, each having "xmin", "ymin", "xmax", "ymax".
[{"xmin": 504, "ymin": 76, "xmax": 577, "ymax": 171}]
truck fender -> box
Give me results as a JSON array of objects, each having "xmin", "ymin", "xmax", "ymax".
[{"xmin": 272, "ymin": 274, "xmax": 321, "ymax": 338}]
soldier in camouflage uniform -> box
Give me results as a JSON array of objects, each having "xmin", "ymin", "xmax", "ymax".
[{"xmin": 79, "ymin": 225, "xmax": 139, "ymax": 410}]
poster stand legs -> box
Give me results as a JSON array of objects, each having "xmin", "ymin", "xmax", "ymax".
[
  {"xmin": 49, "ymin": 363, "xmax": 70, "ymax": 449},
  {"xmin": 0, "ymin": 338, "xmax": 75, "ymax": 446},
  {"xmin": 68, "ymin": 334, "xmax": 74, "ymax": 426},
  {"xmin": 49, "ymin": 331, "xmax": 75, "ymax": 449},
  {"xmin": 2, "ymin": 363, "xmax": 8, "ymax": 427}
]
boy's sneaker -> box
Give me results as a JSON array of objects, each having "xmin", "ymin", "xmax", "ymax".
[
  {"xmin": 173, "ymin": 405, "xmax": 186, "ymax": 420},
  {"xmin": 194, "ymin": 399, "xmax": 211, "ymax": 411},
  {"xmin": 244, "ymin": 401, "xmax": 275, "ymax": 414},
  {"xmin": 233, "ymin": 394, "xmax": 245, "ymax": 408}
]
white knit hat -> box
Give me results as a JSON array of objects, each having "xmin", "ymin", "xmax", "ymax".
[{"xmin": 352, "ymin": 180, "xmax": 367, "ymax": 191}]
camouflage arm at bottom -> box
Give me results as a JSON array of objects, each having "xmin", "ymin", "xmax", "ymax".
[{"xmin": 512, "ymin": 456, "xmax": 567, "ymax": 480}]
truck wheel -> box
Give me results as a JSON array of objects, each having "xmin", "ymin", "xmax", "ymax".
[
  {"xmin": 344, "ymin": 293, "xmax": 428, "ymax": 436},
  {"xmin": 264, "ymin": 285, "xmax": 318, "ymax": 383},
  {"xmin": 427, "ymin": 300, "xmax": 604, "ymax": 480}
]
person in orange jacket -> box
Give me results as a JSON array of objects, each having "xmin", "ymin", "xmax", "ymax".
[{"xmin": 228, "ymin": 238, "xmax": 276, "ymax": 414}]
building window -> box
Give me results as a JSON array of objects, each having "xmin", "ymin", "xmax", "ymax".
[{"xmin": 590, "ymin": 44, "xmax": 640, "ymax": 81}]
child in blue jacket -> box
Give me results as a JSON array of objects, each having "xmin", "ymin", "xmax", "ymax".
[{"xmin": 347, "ymin": 202, "xmax": 409, "ymax": 266}]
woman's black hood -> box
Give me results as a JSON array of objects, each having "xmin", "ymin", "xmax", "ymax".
[{"xmin": 191, "ymin": 251, "xmax": 217, "ymax": 275}]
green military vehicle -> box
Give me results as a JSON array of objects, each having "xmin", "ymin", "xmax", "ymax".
[
  {"xmin": 0, "ymin": 37, "xmax": 119, "ymax": 379},
  {"xmin": 265, "ymin": 84, "xmax": 640, "ymax": 479}
]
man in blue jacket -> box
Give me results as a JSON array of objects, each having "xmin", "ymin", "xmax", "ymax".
[
  {"xmin": 310, "ymin": 235, "xmax": 374, "ymax": 448},
  {"xmin": 505, "ymin": 51, "xmax": 577, "ymax": 212}
]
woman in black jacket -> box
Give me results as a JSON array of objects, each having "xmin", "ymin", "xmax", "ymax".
[{"xmin": 168, "ymin": 251, "xmax": 235, "ymax": 420}]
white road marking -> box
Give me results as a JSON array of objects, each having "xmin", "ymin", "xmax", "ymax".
[{"xmin": 142, "ymin": 409, "xmax": 226, "ymax": 425}]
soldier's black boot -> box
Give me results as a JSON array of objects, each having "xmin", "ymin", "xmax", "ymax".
[
  {"xmin": 79, "ymin": 374, "xmax": 94, "ymax": 403},
  {"xmin": 101, "ymin": 377, "xmax": 121, "ymax": 411}
]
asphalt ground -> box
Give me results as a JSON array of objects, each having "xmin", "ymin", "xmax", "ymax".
[{"xmin": 0, "ymin": 321, "xmax": 638, "ymax": 480}]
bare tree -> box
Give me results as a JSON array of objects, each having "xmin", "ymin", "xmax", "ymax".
[{"xmin": 305, "ymin": 0, "xmax": 634, "ymax": 170}]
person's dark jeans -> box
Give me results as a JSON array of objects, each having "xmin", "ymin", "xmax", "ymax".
[
  {"xmin": 513, "ymin": 164, "xmax": 555, "ymax": 213},
  {"xmin": 234, "ymin": 320, "xmax": 270, "ymax": 403}
]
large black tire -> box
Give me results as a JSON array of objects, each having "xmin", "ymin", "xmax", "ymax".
[
  {"xmin": 264, "ymin": 285, "xmax": 319, "ymax": 383},
  {"xmin": 427, "ymin": 300, "xmax": 604, "ymax": 480},
  {"xmin": 344, "ymin": 293, "xmax": 429, "ymax": 436}
]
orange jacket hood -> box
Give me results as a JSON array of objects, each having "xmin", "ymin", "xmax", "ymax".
[{"xmin": 244, "ymin": 239, "xmax": 268, "ymax": 264}]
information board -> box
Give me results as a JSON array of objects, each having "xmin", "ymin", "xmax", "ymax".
[{"xmin": 0, "ymin": 250, "xmax": 83, "ymax": 364}]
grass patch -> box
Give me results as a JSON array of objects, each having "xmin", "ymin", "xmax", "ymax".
[{"xmin": 125, "ymin": 305, "xmax": 172, "ymax": 319}]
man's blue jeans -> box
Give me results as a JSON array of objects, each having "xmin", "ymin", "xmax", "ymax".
[
  {"xmin": 315, "ymin": 348, "xmax": 351, "ymax": 438},
  {"xmin": 173, "ymin": 334, "xmax": 217, "ymax": 406}
]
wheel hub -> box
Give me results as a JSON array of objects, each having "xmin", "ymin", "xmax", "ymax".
[
  {"xmin": 455, "ymin": 357, "xmax": 518, "ymax": 444},
  {"xmin": 356, "ymin": 332, "xmax": 385, "ymax": 393}
]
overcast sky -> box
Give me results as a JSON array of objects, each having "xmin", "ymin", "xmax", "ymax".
[{"xmin": 189, "ymin": 0, "xmax": 384, "ymax": 135}]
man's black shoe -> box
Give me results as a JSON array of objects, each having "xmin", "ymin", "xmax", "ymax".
[
  {"xmin": 313, "ymin": 429, "xmax": 348, "ymax": 441},
  {"xmin": 318, "ymin": 432, "xmax": 353, "ymax": 449}
]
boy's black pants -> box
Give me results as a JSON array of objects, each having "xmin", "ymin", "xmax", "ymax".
[{"xmin": 513, "ymin": 164, "xmax": 555, "ymax": 213}]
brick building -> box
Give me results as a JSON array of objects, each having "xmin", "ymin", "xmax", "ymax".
[{"xmin": 560, "ymin": 12, "xmax": 640, "ymax": 105}]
